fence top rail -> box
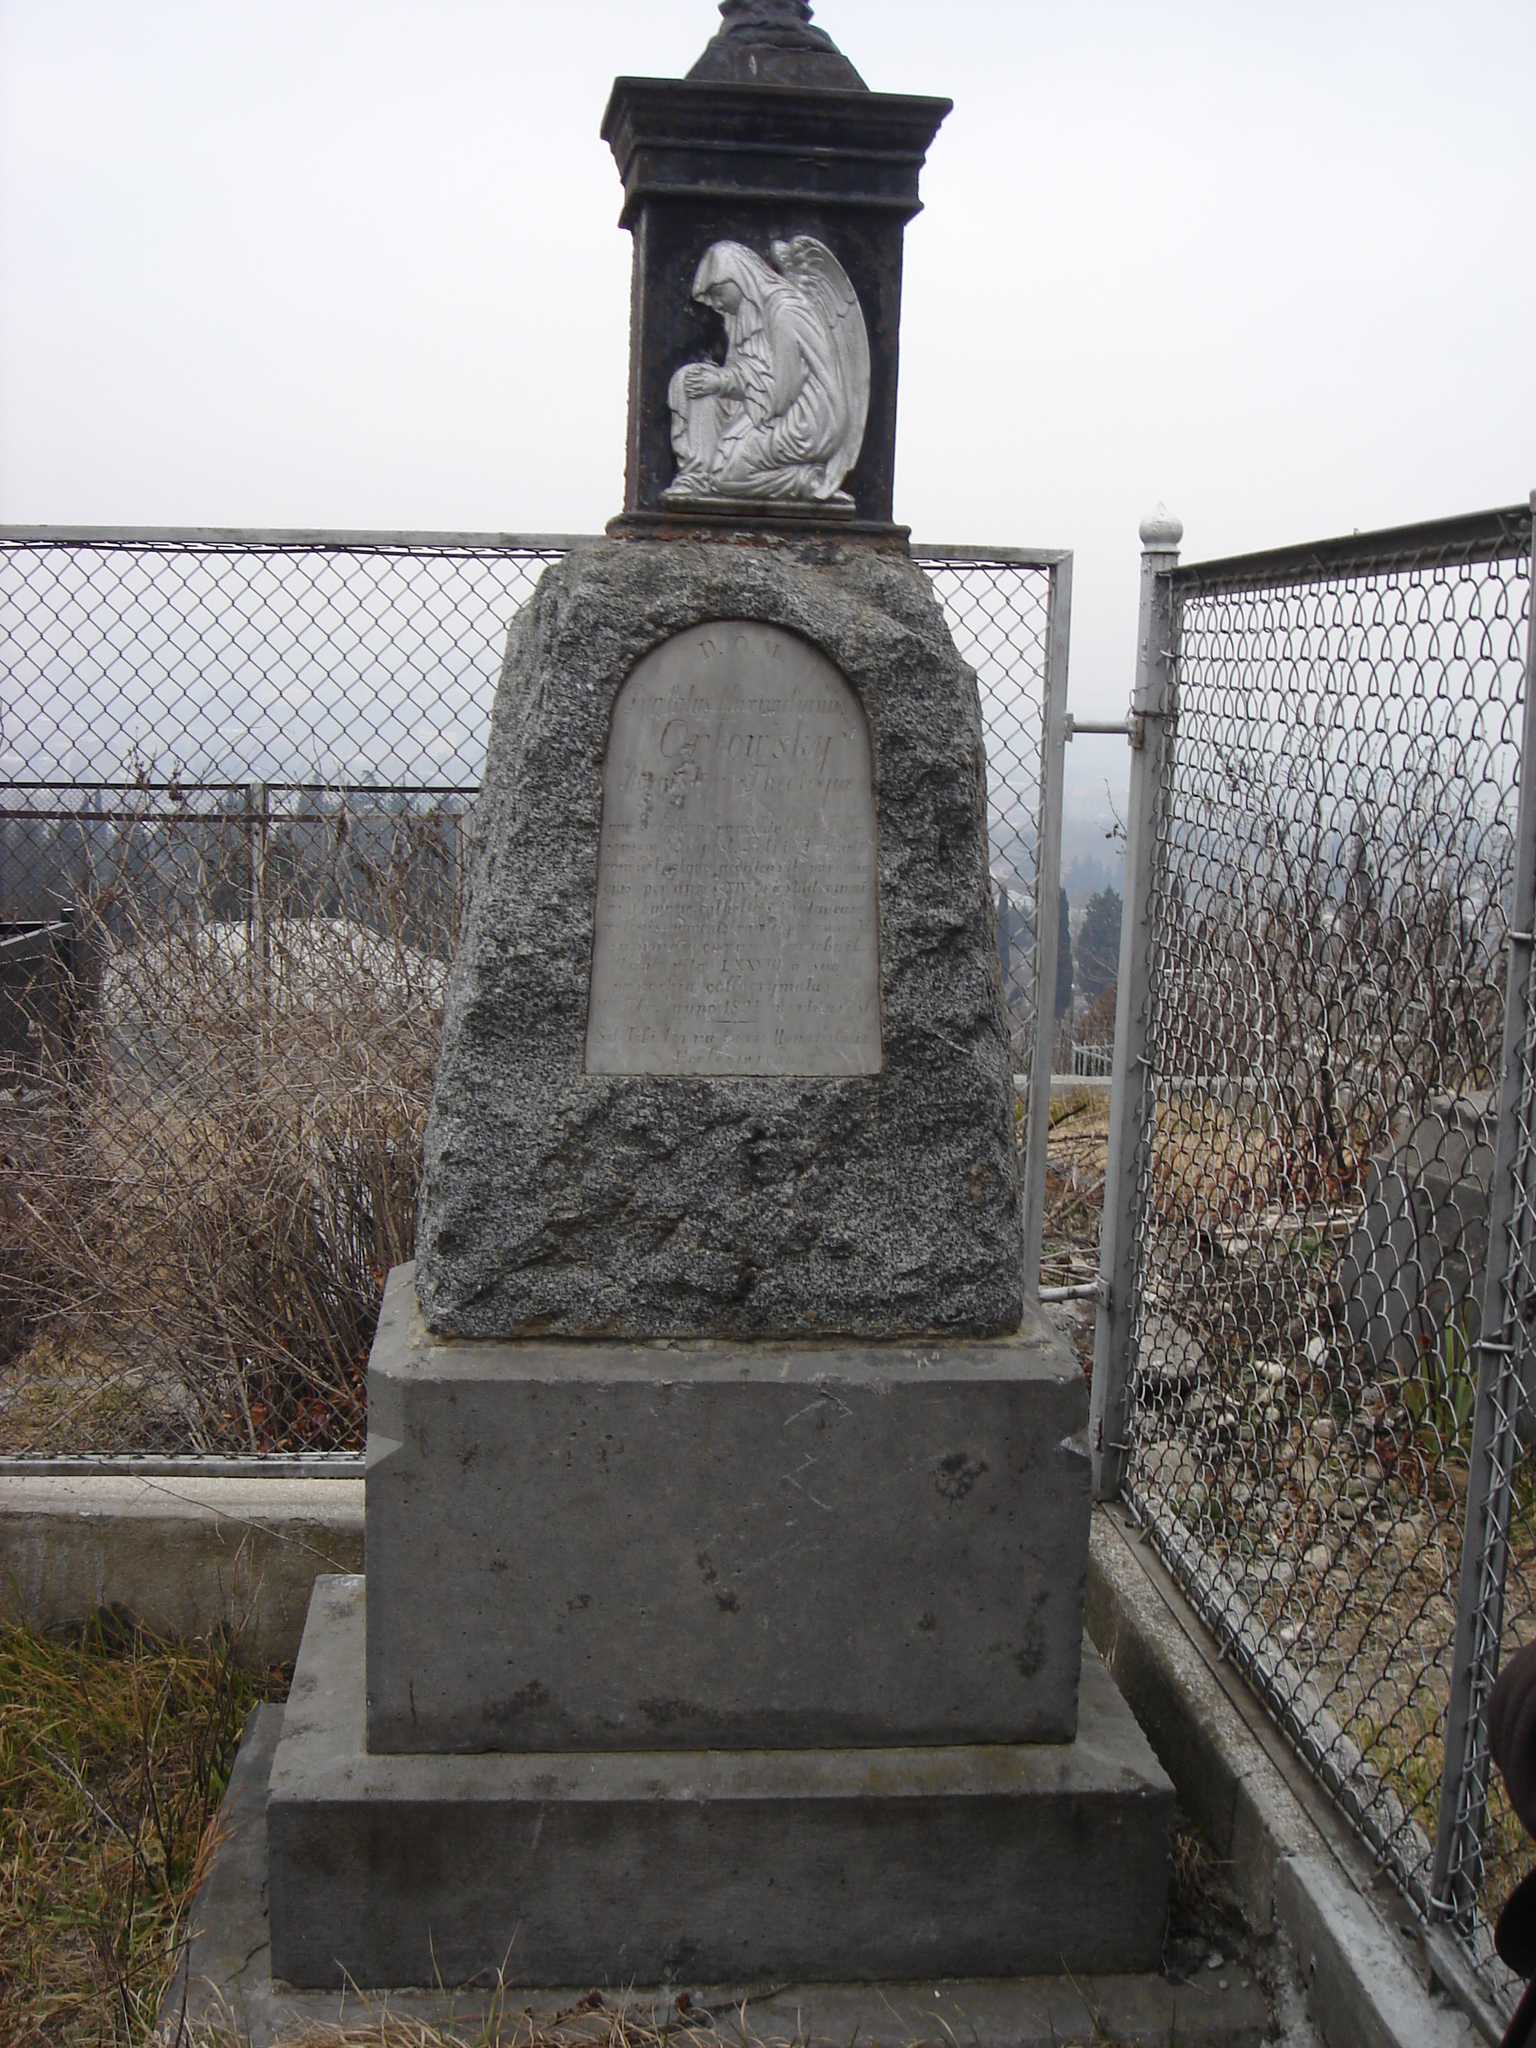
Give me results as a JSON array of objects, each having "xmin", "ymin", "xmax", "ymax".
[
  {"xmin": 0, "ymin": 1455, "xmax": 367, "ymax": 1479},
  {"xmin": 0, "ymin": 524, "xmax": 1070, "ymax": 567},
  {"xmin": 910, "ymin": 543, "xmax": 1071, "ymax": 568},
  {"xmin": 3, "ymin": 780, "xmax": 476, "ymax": 797},
  {"xmin": 1166, "ymin": 500, "xmax": 1533, "ymax": 597},
  {"xmin": 0, "ymin": 525, "xmax": 598, "ymax": 555}
]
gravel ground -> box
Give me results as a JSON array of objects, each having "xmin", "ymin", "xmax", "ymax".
[{"xmin": 1164, "ymin": 1816, "xmax": 1324, "ymax": 2047}]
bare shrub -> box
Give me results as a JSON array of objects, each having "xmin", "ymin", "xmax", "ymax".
[{"xmin": 0, "ymin": 806, "xmax": 454, "ymax": 1453}]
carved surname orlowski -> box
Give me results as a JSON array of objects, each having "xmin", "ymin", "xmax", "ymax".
[{"xmin": 663, "ymin": 237, "xmax": 871, "ymax": 510}]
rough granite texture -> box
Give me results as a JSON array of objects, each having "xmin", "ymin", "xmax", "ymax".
[{"xmin": 415, "ymin": 537, "xmax": 1022, "ymax": 1339}]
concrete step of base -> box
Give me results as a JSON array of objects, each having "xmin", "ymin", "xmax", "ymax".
[
  {"xmin": 171, "ymin": 1698, "xmax": 1265, "ymax": 2048},
  {"xmin": 267, "ymin": 1577, "xmax": 1175, "ymax": 1990}
]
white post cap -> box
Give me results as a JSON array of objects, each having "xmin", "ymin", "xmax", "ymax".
[{"xmin": 1138, "ymin": 504, "xmax": 1183, "ymax": 550}]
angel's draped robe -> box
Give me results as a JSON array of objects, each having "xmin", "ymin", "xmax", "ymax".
[{"xmin": 667, "ymin": 284, "xmax": 853, "ymax": 503}]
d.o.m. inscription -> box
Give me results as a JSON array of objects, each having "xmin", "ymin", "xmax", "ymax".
[{"xmin": 585, "ymin": 622, "xmax": 880, "ymax": 1076}]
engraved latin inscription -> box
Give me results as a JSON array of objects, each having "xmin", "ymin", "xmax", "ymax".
[{"xmin": 585, "ymin": 622, "xmax": 880, "ymax": 1076}]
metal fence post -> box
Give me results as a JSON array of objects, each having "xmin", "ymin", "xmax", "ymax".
[
  {"xmin": 1089, "ymin": 509, "xmax": 1181, "ymax": 1500},
  {"xmin": 1021, "ymin": 553, "xmax": 1074, "ymax": 1300},
  {"xmin": 248, "ymin": 781, "xmax": 269, "ymax": 947},
  {"xmin": 1431, "ymin": 489, "xmax": 1536, "ymax": 1927},
  {"xmin": 248, "ymin": 779, "xmax": 270, "ymax": 1055}
]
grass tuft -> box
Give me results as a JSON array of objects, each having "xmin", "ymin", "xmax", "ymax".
[{"xmin": 0, "ymin": 1610, "xmax": 281, "ymax": 2047}]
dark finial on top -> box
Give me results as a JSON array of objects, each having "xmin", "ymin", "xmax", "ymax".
[{"xmin": 688, "ymin": 0, "xmax": 867, "ymax": 90}]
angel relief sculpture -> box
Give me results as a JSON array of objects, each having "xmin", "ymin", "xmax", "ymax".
[{"xmin": 663, "ymin": 237, "xmax": 871, "ymax": 511}]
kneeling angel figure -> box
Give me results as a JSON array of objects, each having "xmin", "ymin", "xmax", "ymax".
[{"xmin": 664, "ymin": 236, "xmax": 870, "ymax": 509}]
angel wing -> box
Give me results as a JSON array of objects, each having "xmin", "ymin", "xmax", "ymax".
[{"xmin": 770, "ymin": 235, "xmax": 871, "ymax": 499}]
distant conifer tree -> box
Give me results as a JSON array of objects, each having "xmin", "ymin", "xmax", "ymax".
[
  {"xmin": 1055, "ymin": 886, "xmax": 1073, "ymax": 1020},
  {"xmin": 1077, "ymin": 887, "xmax": 1122, "ymax": 1002}
]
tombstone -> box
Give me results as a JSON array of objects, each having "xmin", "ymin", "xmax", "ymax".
[
  {"xmin": 265, "ymin": 1, "xmax": 1173, "ymax": 1994},
  {"xmin": 1336, "ymin": 1092, "xmax": 1495, "ymax": 1390}
]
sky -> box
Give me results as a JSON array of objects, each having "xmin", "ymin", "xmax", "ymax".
[{"xmin": 2, "ymin": 0, "xmax": 1533, "ymax": 862}]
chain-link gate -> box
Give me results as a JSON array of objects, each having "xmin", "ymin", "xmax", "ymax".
[
  {"xmin": 0, "ymin": 528, "xmax": 1068, "ymax": 1460},
  {"xmin": 1090, "ymin": 500, "xmax": 1536, "ymax": 2025}
]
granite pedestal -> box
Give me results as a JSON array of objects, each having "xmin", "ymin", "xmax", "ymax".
[
  {"xmin": 365, "ymin": 1265, "xmax": 1092, "ymax": 1754},
  {"xmin": 412, "ymin": 539, "xmax": 1025, "ymax": 1344}
]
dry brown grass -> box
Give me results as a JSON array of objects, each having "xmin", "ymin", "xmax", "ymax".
[
  {"xmin": 1147, "ymin": 1092, "xmax": 1379, "ymax": 1237},
  {"xmin": 170, "ymin": 1997, "xmax": 1135, "ymax": 2048},
  {"xmin": 1037, "ymin": 1086, "xmax": 1109, "ymax": 1296},
  {"xmin": 177, "ymin": 2005, "xmax": 794, "ymax": 2048},
  {"xmin": 0, "ymin": 1612, "xmax": 281, "ymax": 2048}
]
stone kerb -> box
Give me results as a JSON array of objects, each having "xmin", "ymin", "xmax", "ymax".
[{"xmin": 415, "ymin": 536, "xmax": 1023, "ymax": 1341}]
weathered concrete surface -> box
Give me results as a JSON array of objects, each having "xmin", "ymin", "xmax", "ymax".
[
  {"xmin": 366, "ymin": 1265, "xmax": 1090, "ymax": 1753},
  {"xmin": 161, "ymin": 1700, "xmax": 284, "ymax": 2040},
  {"xmin": 0, "ymin": 1470, "xmax": 361, "ymax": 1665},
  {"xmin": 1086, "ymin": 1504, "xmax": 1481, "ymax": 2048},
  {"xmin": 414, "ymin": 538, "xmax": 1023, "ymax": 1341},
  {"xmin": 269, "ymin": 1576, "xmax": 1173, "ymax": 1991},
  {"xmin": 1277, "ymin": 1855, "xmax": 1480, "ymax": 2048},
  {"xmin": 1086, "ymin": 1506, "xmax": 1311, "ymax": 1936},
  {"xmin": 171, "ymin": 1705, "xmax": 1260, "ymax": 2048}
]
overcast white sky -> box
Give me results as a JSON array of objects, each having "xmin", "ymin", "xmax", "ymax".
[{"xmin": 2, "ymin": 0, "xmax": 1532, "ymax": 841}]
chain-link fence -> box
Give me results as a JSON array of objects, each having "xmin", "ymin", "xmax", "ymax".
[
  {"xmin": 0, "ymin": 528, "xmax": 1064, "ymax": 1459},
  {"xmin": 1091, "ymin": 501, "xmax": 1536, "ymax": 2023},
  {"xmin": 919, "ymin": 549, "xmax": 1064, "ymax": 1075},
  {"xmin": 19, "ymin": 502, "xmax": 1536, "ymax": 2012}
]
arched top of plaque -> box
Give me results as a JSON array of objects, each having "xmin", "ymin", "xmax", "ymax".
[{"xmin": 585, "ymin": 621, "xmax": 881, "ymax": 1077}]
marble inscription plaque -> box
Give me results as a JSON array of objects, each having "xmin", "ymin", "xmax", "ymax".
[{"xmin": 586, "ymin": 622, "xmax": 880, "ymax": 1076}]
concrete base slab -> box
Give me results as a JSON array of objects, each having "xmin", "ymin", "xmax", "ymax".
[
  {"xmin": 267, "ymin": 1577, "xmax": 1174, "ymax": 1990},
  {"xmin": 170, "ymin": 1701, "xmax": 1266, "ymax": 2048},
  {"xmin": 366, "ymin": 1266, "xmax": 1092, "ymax": 1753}
]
